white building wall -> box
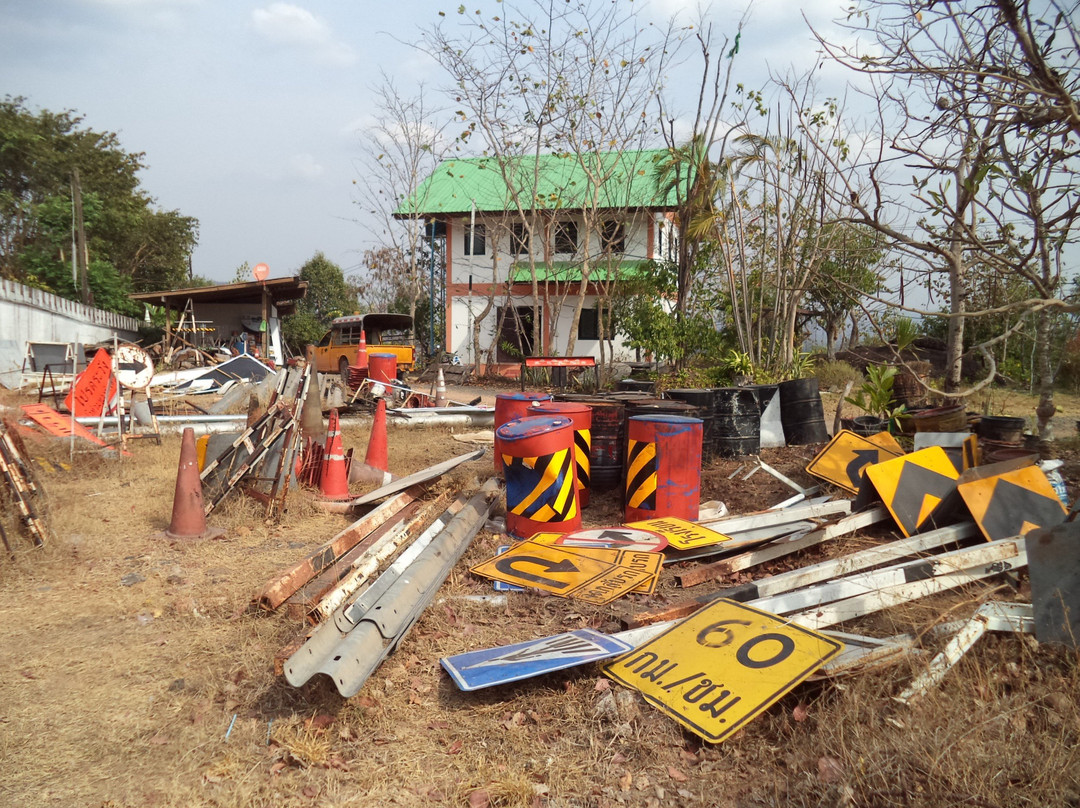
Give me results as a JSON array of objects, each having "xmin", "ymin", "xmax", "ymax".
[{"xmin": 0, "ymin": 279, "xmax": 140, "ymax": 387}]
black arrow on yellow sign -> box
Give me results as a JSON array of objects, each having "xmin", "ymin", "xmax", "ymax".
[
  {"xmin": 887, "ymin": 461, "xmax": 959, "ymax": 535},
  {"xmin": 495, "ymin": 556, "xmax": 579, "ymax": 589},
  {"xmin": 969, "ymin": 478, "xmax": 1066, "ymax": 540},
  {"xmin": 845, "ymin": 449, "xmax": 882, "ymax": 488}
]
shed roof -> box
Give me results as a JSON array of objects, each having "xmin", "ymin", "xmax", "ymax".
[
  {"xmin": 130, "ymin": 277, "xmax": 308, "ymax": 315},
  {"xmin": 396, "ymin": 150, "xmax": 681, "ymax": 217}
]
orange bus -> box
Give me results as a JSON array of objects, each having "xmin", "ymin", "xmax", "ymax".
[{"xmin": 313, "ymin": 313, "xmax": 417, "ymax": 380}]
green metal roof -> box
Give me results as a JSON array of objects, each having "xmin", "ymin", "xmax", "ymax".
[
  {"xmin": 396, "ymin": 150, "xmax": 679, "ymax": 217},
  {"xmin": 508, "ymin": 260, "xmax": 650, "ymax": 283}
]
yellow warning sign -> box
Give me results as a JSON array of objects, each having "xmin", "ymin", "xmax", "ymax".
[
  {"xmin": 864, "ymin": 446, "xmax": 960, "ymax": 537},
  {"xmin": 805, "ymin": 430, "xmax": 905, "ymax": 494},
  {"xmin": 471, "ymin": 542, "xmax": 662, "ymax": 603},
  {"xmin": 958, "ymin": 465, "xmax": 1067, "ymax": 541},
  {"xmin": 626, "ymin": 516, "xmax": 730, "ymax": 550},
  {"xmin": 603, "ymin": 599, "xmax": 843, "ymax": 743},
  {"xmin": 470, "ymin": 541, "xmax": 613, "ymax": 596}
]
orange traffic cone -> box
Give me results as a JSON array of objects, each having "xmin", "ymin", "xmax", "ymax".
[
  {"xmin": 164, "ymin": 427, "xmax": 224, "ymax": 540},
  {"xmin": 319, "ymin": 409, "xmax": 352, "ymax": 500},
  {"xmin": 356, "ymin": 328, "xmax": 368, "ymax": 370},
  {"xmin": 350, "ymin": 398, "xmax": 394, "ymax": 485}
]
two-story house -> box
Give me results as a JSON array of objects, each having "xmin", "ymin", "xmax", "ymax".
[{"xmin": 397, "ymin": 149, "xmax": 681, "ymax": 375}]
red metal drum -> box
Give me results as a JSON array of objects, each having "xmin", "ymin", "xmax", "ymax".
[
  {"xmin": 624, "ymin": 414, "xmax": 703, "ymax": 524},
  {"xmin": 493, "ymin": 392, "xmax": 552, "ymax": 471},
  {"xmin": 497, "ymin": 415, "xmax": 581, "ymax": 539},
  {"xmin": 534, "ymin": 401, "xmax": 593, "ymax": 507},
  {"xmin": 368, "ymin": 353, "xmax": 397, "ymax": 386}
]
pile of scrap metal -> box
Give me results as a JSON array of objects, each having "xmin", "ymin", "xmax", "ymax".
[
  {"xmin": 0, "ymin": 419, "xmax": 51, "ymax": 554},
  {"xmin": 254, "ymin": 474, "xmax": 497, "ymax": 697},
  {"xmin": 430, "ymin": 430, "xmax": 1076, "ymax": 743},
  {"xmin": 198, "ymin": 365, "xmax": 313, "ymax": 520}
]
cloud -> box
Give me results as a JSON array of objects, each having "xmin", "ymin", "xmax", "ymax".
[
  {"xmin": 288, "ymin": 152, "xmax": 324, "ymax": 180},
  {"xmin": 251, "ymin": 3, "xmax": 356, "ymax": 67}
]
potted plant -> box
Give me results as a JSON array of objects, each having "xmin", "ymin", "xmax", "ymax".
[{"xmin": 844, "ymin": 364, "xmax": 906, "ymax": 434}]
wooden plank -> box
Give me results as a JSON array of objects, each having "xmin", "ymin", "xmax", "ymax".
[
  {"xmin": 283, "ymin": 500, "xmax": 425, "ymax": 619},
  {"xmin": 253, "ymin": 487, "xmax": 419, "ymax": 610}
]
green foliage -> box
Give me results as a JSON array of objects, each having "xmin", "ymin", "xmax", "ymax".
[
  {"xmin": 845, "ymin": 364, "xmax": 906, "ymax": 427},
  {"xmin": 787, "ymin": 350, "xmax": 817, "ymax": 380},
  {"xmin": 609, "ymin": 260, "xmax": 725, "ymax": 367},
  {"xmin": 815, "ymin": 359, "xmax": 863, "ymax": 392},
  {"xmin": 893, "ymin": 316, "xmax": 919, "ymax": 353},
  {"xmin": 0, "ymin": 96, "xmax": 198, "ymax": 309},
  {"xmin": 719, "ymin": 349, "xmax": 754, "ymax": 378},
  {"xmin": 281, "ymin": 253, "xmax": 358, "ymax": 354}
]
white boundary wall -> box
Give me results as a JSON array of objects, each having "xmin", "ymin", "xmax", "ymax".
[{"xmin": 0, "ymin": 279, "xmax": 140, "ymax": 387}]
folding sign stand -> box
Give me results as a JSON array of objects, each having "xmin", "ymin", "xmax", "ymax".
[{"xmin": 111, "ymin": 343, "xmax": 162, "ymax": 449}]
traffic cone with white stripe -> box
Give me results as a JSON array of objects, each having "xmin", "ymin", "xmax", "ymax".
[
  {"xmin": 350, "ymin": 398, "xmax": 394, "ymax": 486},
  {"xmin": 318, "ymin": 408, "xmax": 351, "ymax": 500},
  {"xmin": 434, "ymin": 368, "xmax": 448, "ymax": 407}
]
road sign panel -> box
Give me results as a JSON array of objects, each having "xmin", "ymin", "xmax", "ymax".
[
  {"xmin": 864, "ymin": 446, "xmax": 960, "ymax": 536},
  {"xmin": 959, "ymin": 466, "xmax": 1067, "ymax": 541},
  {"xmin": 471, "ymin": 541, "xmax": 614, "ymax": 595},
  {"xmin": 866, "ymin": 431, "xmax": 905, "ymax": 454},
  {"xmin": 441, "ymin": 628, "xmax": 633, "ymax": 691},
  {"xmin": 572, "ymin": 564, "xmax": 655, "ymax": 604},
  {"xmin": 112, "ymin": 344, "xmax": 154, "ymax": 390},
  {"xmin": 806, "ymin": 430, "xmax": 905, "ymax": 494},
  {"xmin": 604, "ymin": 596, "xmax": 838, "ymax": 743},
  {"xmin": 546, "ymin": 526, "xmax": 669, "ymax": 553},
  {"xmin": 625, "ymin": 516, "xmax": 730, "ymax": 550},
  {"xmin": 553, "ymin": 546, "xmax": 663, "ymax": 597},
  {"xmin": 603, "ymin": 599, "xmax": 843, "ymax": 743}
]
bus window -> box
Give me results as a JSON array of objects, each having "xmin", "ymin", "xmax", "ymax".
[{"xmin": 318, "ymin": 331, "xmax": 332, "ymax": 348}]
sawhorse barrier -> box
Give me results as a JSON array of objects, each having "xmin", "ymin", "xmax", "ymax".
[{"xmin": 520, "ymin": 356, "xmax": 598, "ymax": 392}]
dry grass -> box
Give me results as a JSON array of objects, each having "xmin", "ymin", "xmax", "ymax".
[{"xmin": 1, "ymin": 393, "xmax": 1079, "ymax": 807}]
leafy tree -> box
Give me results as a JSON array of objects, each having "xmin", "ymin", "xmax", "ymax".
[
  {"xmin": 0, "ymin": 96, "xmax": 198, "ymax": 310},
  {"xmin": 281, "ymin": 252, "xmax": 358, "ymax": 353}
]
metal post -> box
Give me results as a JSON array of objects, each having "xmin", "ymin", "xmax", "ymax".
[{"xmin": 428, "ymin": 220, "xmax": 436, "ymax": 359}]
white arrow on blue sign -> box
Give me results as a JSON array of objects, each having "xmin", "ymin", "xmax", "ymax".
[{"xmin": 440, "ymin": 628, "xmax": 633, "ymax": 691}]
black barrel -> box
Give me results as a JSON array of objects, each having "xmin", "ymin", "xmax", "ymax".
[
  {"xmin": 977, "ymin": 415, "xmax": 1025, "ymax": 444},
  {"xmin": 713, "ymin": 387, "xmax": 761, "ymax": 457},
  {"xmin": 778, "ymin": 377, "xmax": 830, "ymax": 445},
  {"xmin": 666, "ymin": 388, "xmax": 719, "ymax": 459},
  {"xmin": 747, "ymin": 383, "xmax": 779, "ymax": 415},
  {"xmin": 586, "ymin": 399, "xmax": 625, "ymax": 492}
]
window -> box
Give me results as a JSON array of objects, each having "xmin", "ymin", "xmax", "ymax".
[
  {"xmin": 510, "ymin": 222, "xmax": 530, "ymax": 256},
  {"xmin": 601, "ymin": 220, "xmax": 626, "ymax": 254},
  {"xmin": 554, "ymin": 221, "xmax": 578, "ymax": 254},
  {"xmin": 577, "ymin": 307, "xmax": 600, "ymax": 341},
  {"xmin": 464, "ymin": 222, "xmax": 486, "ymax": 256}
]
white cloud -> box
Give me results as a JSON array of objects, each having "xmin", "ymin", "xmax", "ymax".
[
  {"xmin": 288, "ymin": 152, "xmax": 324, "ymax": 180},
  {"xmin": 251, "ymin": 3, "xmax": 356, "ymax": 67}
]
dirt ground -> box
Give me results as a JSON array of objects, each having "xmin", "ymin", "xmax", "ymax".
[{"xmin": 1, "ymin": 380, "xmax": 1079, "ymax": 808}]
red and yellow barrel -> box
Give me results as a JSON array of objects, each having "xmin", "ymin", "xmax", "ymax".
[
  {"xmin": 493, "ymin": 392, "xmax": 552, "ymax": 471},
  {"xmin": 624, "ymin": 414, "xmax": 703, "ymax": 523},
  {"xmin": 534, "ymin": 401, "xmax": 593, "ymax": 507},
  {"xmin": 497, "ymin": 415, "xmax": 581, "ymax": 539}
]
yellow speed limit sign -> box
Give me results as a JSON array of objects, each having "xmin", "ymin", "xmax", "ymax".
[{"xmin": 603, "ymin": 599, "xmax": 843, "ymax": 743}]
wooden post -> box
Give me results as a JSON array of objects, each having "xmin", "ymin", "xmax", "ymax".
[
  {"xmin": 71, "ymin": 168, "xmax": 90, "ymax": 306},
  {"xmin": 261, "ymin": 284, "xmax": 269, "ymax": 361}
]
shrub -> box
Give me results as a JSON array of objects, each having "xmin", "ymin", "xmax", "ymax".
[{"xmin": 815, "ymin": 359, "xmax": 863, "ymax": 392}]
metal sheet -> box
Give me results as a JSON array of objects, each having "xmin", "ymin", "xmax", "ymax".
[
  {"xmin": 350, "ymin": 448, "xmax": 485, "ymax": 506},
  {"xmin": 1025, "ymin": 521, "xmax": 1080, "ymax": 646}
]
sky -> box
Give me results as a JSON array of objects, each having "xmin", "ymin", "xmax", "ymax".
[{"xmin": 1, "ymin": 0, "xmax": 861, "ymax": 286}]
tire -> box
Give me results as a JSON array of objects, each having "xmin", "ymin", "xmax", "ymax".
[{"xmin": 339, "ymin": 356, "xmax": 350, "ymax": 384}]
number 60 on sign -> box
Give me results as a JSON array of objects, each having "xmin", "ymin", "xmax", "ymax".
[{"xmin": 602, "ymin": 600, "xmax": 844, "ymax": 743}]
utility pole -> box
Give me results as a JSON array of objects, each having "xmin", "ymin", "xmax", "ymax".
[{"xmin": 71, "ymin": 168, "xmax": 90, "ymax": 306}]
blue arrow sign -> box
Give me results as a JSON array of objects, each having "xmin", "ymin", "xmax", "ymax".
[{"xmin": 440, "ymin": 629, "xmax": 633, "ymax": 691}]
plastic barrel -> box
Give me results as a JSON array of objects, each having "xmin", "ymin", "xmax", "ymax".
[
  {"xmin": 535, "ymin": 401, "xmax": 593, "ymax": 507},
  {"xmin": 585, "ymin": 399, "xmax": 624, "ymax": 492},
  {"xmin": 666, "ymin": 389, "xmax": 718, "ymax": 459},
  {"xmin": 497, "ymin": 415, "xmax": 581, "ymax": 539},
  {"xmin": 493, "ymin": 392, "xmax": 552, "ymax": 471},
  {"xmin": 778, "ymin": 377, "xmax": 830, "ymax": 445},
  {"xmin": 624, "ymin": 414, "xmax": 702, "ymax": 523},
  {"xmin": 712, "ymin": 387, "xmax": 761, "ymax": 457},
  {"xmin": 368, "ymin": 353, "xmax": 397, "ymax": 386}
]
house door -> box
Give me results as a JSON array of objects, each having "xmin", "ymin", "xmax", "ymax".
[{"xmin": 496, "ymin": 305, "xmax": 539, "ymax": 361}]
